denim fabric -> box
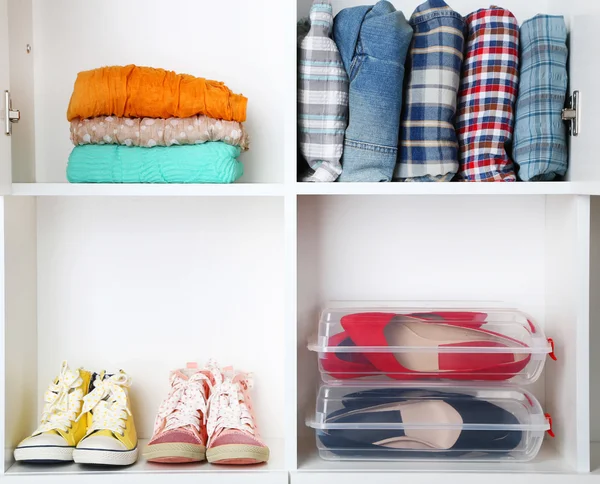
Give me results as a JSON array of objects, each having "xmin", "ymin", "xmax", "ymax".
[
  {"xmin": 395, "ymin": 0, "xmax": 465, "ymax": 182},
  {"xmin": 513, "ymin": 15, "xmax": 568, "ymax": 181},
  {"xmin": 334, "ymin": 1, "xmax": 413, "ymax": 182}
]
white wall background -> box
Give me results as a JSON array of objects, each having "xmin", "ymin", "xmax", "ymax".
[
  {"xmin": 297, "ymin": 195, "xmax": 549, "ymax": 439},
  {"xmin": 35, "ymin": 197, "xmax": 284, "ymax": 440},
  {"xmin": 591, "ymin": 197, "xmax": 600, "ymax": 442},
  {"xmin": 30, "ymin": 0, "xmax": 286, "ymax": 183}
]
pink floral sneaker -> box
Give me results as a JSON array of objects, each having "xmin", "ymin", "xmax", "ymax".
[
  {"xmin": 206, "ymin": 364, "xmax": 269, "ymax": 465},
  {"xmin": 144, "ymin": 363, "xmax": 212, "ymax": 463}
]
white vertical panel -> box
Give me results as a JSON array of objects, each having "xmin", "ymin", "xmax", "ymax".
[
  {"xmin": 285, "ymin": 194, "xmax": 298, "ymax": 469},
  {"xmin": 565, "ymin": 16, "xmax": 600, "ymax": 182},
  {"xmin": 590, "ymin": 197, "xmax": 600, "ymax": 445},
  {"xmin": 2, "ymin": 196, "xmax": 37, "ymax": 471},
  {"xmin": 544, "ymin": 195, "xmax": 590, "ymax": 472},
  {"xmin": 0, "ymin": 0, "xmax": 12, "ymax": 192},
  {"xmin": 296, "ymin": 196, "xmax": 322, "ymax": 444},
  {"xmin": 7, "ymin": 0, "xmax": 35, "ymax": 182}
]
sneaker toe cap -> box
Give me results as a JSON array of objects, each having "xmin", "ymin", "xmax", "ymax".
[
  {"xmin": 211, "ymin": 431, "xmax": 266, "ymax": 448},
  {"xmin": 78, "ymin": 435, "xmax": 127, "ymax": 451},
  {"xmin": 150, "ymin": 429, "xmax": 204, "ymax": 446},
  {"xmin": 18, "ymin": 433, "xmax": 69, "ymax": 448}
]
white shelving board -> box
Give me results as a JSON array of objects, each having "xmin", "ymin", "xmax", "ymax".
[
  {"xmin": 4, "ymin": 439, "xmax": 286, "ymax": 484},
  {"xmin": 291, "ymin": 444, "xmax": 600, "ymax": 484},
  {"xmin": 11, "ymin": 183, "xmax": 286, "ymax": 197},
  {"xmin": 11, "ymin": 182, "xmax": 600, "ymax": 197},
  {"xmin": 296, "ymin": 182, "xmax": 576, "ymax": 196},
  {"xmin": 296, "ymin": 439, "xmax": 571, "ymax": 473}
]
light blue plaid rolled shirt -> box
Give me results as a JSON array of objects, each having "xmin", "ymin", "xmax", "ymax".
[
  {"xmin": 298, "ymin": 0, "xmax": 349, "ymax": 182},
  {"xmin": 394, "ymin": 0, "xmax": 465, "ymax": 182},
  {"xmin": 513, "ymin": 15, "xmax": 568, "ymax": 181}
]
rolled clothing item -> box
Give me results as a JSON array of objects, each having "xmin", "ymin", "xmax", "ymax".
[
  {"xmin": 333, "ymin": 1, "xmax": 413, "ymax": 182},
  {"xmin": 67, "ymin": 65, "xmax": 247, "ymax": 123},
  {"xmin": 70, "ymin": 115, "xmax": 249, "ymax": 151},
  {"xmin": 67, "ymin": 143, "xmax": 243, "ymax": 184},
  {"xmin": 455, "ymin": 7, "xmax": 519, "ymax": 182},
  {"xmin": 298, "ymin": 0, "xmax": 349, "ymax": 182},
  {"xmin": 513, "ymin": 15, "xmax": 568, "ymax": 181},
  {"xmin": 395, "ymin": 0, "xmax": 465, "ymax": 182}
]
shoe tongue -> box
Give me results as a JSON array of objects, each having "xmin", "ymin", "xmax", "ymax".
[
  {"xmin": 88, "ymin": 429, "xmax": 119, "ymax": 439},
  {"xmin": 88, "ymin": 372, "xmax": 99, "ymax": 393}
]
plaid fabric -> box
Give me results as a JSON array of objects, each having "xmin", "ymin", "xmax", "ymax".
[
  {"xmin": 513, "ymin": 15, "xmax": 568, "ymax": 181},
  {"xmin": 395, "ymin": 0, "xmax": 465, "ymax": 182},
  {"xmin": 298, "ymin": 0, "xmax": 349, "ymax": 182},
  {"xmin": 456, "ymin": 7, "xmax": 519, "ymax": 182}
]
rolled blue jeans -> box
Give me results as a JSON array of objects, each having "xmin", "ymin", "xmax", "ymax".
[{"xmin": 334, "ymin": 1, "xmax": 413, "ymax": 182}]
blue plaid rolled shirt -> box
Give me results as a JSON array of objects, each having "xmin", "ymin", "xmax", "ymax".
[
  {"xmin": 395, "ymin": 0, "xmax": 465, "ymax": 182},
  {"xmin": 513, "ymin": 15, "xmax": 568, "ymax": 181}
]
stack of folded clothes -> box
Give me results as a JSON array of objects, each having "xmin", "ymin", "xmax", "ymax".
[{"xmin": 66, "ymin": 65, "xmax": 249, "ymax": 184}]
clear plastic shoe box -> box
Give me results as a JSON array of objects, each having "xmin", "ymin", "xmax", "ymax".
[
  {"xmin": 308, "ymin": 306, "xmax": 554, "ymax": 385},
  {"xmin": 306, "ymin": 384, "xmax": 552, "ymax": 462}
]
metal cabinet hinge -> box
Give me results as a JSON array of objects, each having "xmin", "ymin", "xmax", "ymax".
[
  {"xmin": 562, "ymin": 90, "xmax": 580, "ymax": 137},
  {"xmin": 4, "ymin": 90, "xmax": 20, "ymax": 136}
]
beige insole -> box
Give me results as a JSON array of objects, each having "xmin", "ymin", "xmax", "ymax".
[
  {"xmin": 333, "ymin": 401, "xmax": 462, "ymax": 449},
  {"xmin": 383, "ymin": 318, "xmax": 527, "ymax": 371}
]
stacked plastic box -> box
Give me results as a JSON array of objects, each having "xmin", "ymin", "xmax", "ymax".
[{"xmin": 306, "ymin": 304, "xmax": 556, "ymax": 462}]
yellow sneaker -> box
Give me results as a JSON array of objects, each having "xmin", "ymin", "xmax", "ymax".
[
  {"xmin": 14, "ymin": 361, "xmax": 92, "ymax": 462},
  {"xmin": 72, "ymin": 370, "xmax": 138, "ymax": 465}
]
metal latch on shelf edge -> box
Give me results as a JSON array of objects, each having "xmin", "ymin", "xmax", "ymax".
[
  {"xmin": 561, "ymin": 90, "xmax": 580, "ymax": 136},
  {"xmin": 4, "ymin": 90, "xmax": 20, "ymax": 136}
]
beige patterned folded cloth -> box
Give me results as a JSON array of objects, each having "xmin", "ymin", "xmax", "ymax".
[{"xmin": 70, "ymin": 115, "xmax": 249, "ymax": 150}]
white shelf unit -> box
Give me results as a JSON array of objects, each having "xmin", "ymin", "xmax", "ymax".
[
  {"xmin": 291, "ymin": 0, "xmax": 600, "ymax": 482},
  {"xmin": 294, "ymin": 194, "xmax": 591, "ymax": 477},
  {"xmin": 10, "ymin": 183, "xmax": 287, "ymax": 197},
  {"xmin": 0, "ymin": 1, "xmax": 599, "ymax": 484},
  {"xmin": 1, "ymin": 195, "xmax": 286, "ymax": 484}
]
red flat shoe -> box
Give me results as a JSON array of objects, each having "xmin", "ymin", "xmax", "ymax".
[
  {"xmin": 340, "ymin": 312, "xmax": 531, "ymax": 381},
  {"xmin": 321, "ymin": 332, "xmax": 378, "ymax": 379}
]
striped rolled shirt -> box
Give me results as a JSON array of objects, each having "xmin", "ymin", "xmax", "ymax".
[
  {"xmin": 395, "ymin": 0, "xmax": 465, "ymax": 182},
  {"xmin": 298, "ymin": 0, "xmax": 349, "ymax": 182}
]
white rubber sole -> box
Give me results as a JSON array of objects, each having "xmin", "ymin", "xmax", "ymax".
[
  {"xmin": 73, "ymin": 446, "xmax": 138, "ymax": 466},
  {"xmin": 14, "ymin": 445, "xmax": 74, "ymax": 462},
  {"xmin": 206, "ymin": 444, "xmax": 269, "ymax": 464},
  {"xmin": 144, "ymin": 442, "xmax": 206, "ymax": 462}
]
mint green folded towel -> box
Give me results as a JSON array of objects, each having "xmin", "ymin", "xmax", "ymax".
[{"xmin": 67, "ymin": 143, "xmax": 243, "ymax": 183}]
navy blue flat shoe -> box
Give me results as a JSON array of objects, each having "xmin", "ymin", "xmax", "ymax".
[
  {"xmin": 341, "ymin": 388, "xmax": 473, "ymax": 408},
  {"xmin": 318, "ymin": 395, "xmax": 522, "ymax": 459}
]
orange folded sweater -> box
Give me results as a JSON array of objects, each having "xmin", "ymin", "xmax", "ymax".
[{"xmin": 67, "ymin": 65, "xmax": 247, "ymax": 122}]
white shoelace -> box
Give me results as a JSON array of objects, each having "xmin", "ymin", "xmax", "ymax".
[
  {"xmin": 206, "ymin": 362, "xmax": 257, "ymax": 443},
  {"xmin": 154, "ymin": 370, "xmax": 211, "ymax": 434},
  {"xmin": 77, "ymin": 371, "xmax": 132, "ymax": 436},
  {"xmin": 34, "ymin": 361, "xmax": 84, "ymax": 434}
]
